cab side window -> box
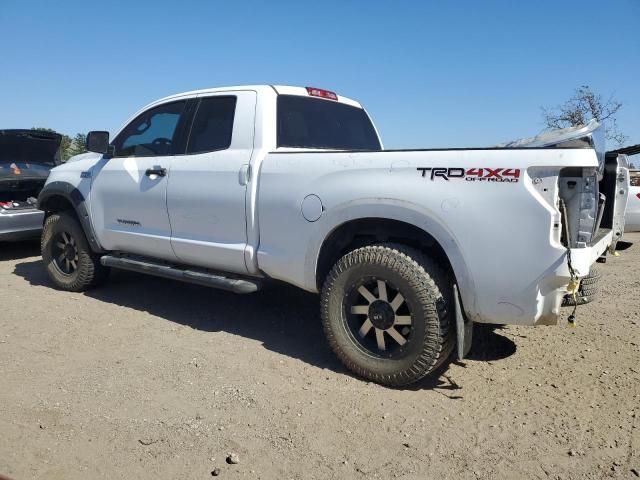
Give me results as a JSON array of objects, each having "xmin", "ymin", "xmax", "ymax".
[
  {"xmin": 186, "ymin": 96, "xmax": 236, "ymax": 154},
  {"xmin": 112, "ymin": 101, "xmax": 186, "ymax": 157}
]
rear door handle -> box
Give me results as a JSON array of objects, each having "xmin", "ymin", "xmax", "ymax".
[
  {"xmin": 145, "ymin": 167, "xmax": 167, "ymax": 177},
  {"xmin": 238, "ymin": 164, "xmax": 250, "ymax": 185}
]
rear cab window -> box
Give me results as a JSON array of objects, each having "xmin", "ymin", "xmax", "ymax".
[{"xmin": 277, "ymin": 95, "xmax": 381, "ymax": 151}]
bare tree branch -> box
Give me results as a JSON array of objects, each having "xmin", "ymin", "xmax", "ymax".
[{"xmin": 541, "ymin": 85, "xmax": 627, "ymax": 147}]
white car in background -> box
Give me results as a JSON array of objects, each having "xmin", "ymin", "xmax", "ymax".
[
  {"xmin": 609, "ymin": 144, "xmax": 640, "ymax": 233},
  {"xmin": 626, "ymin": 169, "xmax": 640, "ymax": 232}
]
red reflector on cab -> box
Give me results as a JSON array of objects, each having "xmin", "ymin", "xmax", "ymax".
[
  {"xmin": 306, "ymin": 87, "xmax": 338, "ymax": 101},
  {"xmin": 636, "ymin": 193, "xmax": 640, "ymax": 200}
]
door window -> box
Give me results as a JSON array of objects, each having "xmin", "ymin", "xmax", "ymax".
[
  {"xmin": 186, "ymin": 96, "xmax": 237, "ymax": 154},
  {"xmin": 112, "ymin": 101, "xmax": 186, "ymax": 157}
]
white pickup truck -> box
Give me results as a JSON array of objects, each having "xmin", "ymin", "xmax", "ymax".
[{"xmin": 38, "ymin": 85, "xmax": 627, "ymax": 386}]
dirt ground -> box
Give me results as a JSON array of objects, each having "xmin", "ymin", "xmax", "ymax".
[{"xmin": 0, "ymin": 234, "xmax": 638, "ymax": 480}]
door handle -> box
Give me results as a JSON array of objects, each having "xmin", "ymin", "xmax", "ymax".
[
  {"xmin": 238, "ymin": 164, "xmax": 250, "ymax": 185},
  {"xmin": 145, "ymin": 167, "xmax": 167, "ymax": 177}
]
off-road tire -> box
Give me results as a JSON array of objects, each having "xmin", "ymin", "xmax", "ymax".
[
  {"xmin": 561, "ymin": 267, "xmax": 601, "ymax": 307},
  {"xmin": 321, "ymin": 244, "xmax": 454, "ymax": 387},
  {"xmin": 41, "ymin": 212, "xmax": 109, "ymax": 291}
]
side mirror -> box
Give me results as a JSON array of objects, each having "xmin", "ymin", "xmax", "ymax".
[{"xmin": 86, "ymin": 131, "xmax": 114, "ymax": 155}]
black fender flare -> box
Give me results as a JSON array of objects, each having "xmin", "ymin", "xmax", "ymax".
[{"xmin": 37, "ymin": 181, "xmax": 104, "ymax": 254}]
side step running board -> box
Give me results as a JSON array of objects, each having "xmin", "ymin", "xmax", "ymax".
[{"xmin": 100, "ymin": 255, "xmax": 261, "ymax": 294}]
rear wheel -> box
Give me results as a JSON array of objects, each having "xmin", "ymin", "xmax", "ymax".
[
  {"xmin": 41, "ymin": 212, "xmax": 109, "ymax": 291},
  {"xmin": 321, "ymin": 244, "xmax": 454, "ymax": 386}
]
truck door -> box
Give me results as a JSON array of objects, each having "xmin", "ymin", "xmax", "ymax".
[
  {"xmin": 166, "ymin": 91, "xmax": 256, "ymax": 273},
  {"xmin": 90, "ymin": 100, "xmax": 189, "ymax": 261}
]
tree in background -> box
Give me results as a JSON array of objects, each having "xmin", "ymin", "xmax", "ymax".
[
  {"xmin": 542, "ymin": 85, "xmax": 627, "ymax": 147},
  {"xmin": 32, "ymin": 128, "xmax": 87, "ymax": 160},
  {"xmin": 66, "ymin": 133, "xmax": 87, "ymax": 158}
]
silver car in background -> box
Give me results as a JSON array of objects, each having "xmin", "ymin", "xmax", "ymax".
[{"xmin": 0, "ymin": 129, "xmax": 62, "ymax": 241}]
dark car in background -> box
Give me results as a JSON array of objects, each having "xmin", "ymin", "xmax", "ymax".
[{"xmin": 0, "ymin": 129, "xmax": 62, "ymax": 241}]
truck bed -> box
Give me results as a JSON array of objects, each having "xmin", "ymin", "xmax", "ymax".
[{"xmin": 256, "ymin": 146, "xmax": 609, "ymax": 326}]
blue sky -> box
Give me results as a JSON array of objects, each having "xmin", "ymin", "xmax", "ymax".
[{"xmin": 1, "ymin": 0, "xmax": 638, "ymax": 149}]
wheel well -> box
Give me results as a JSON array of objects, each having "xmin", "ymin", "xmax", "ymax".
[
  {"xmin": 40, "ymin": 195, "xmax": 75, "ymax": 216},
  {"xmin": 316, "ymin": 218, "xmax": 454, "ymax": 289},
  {"xmin": 39, "ymin": 191, "xmax": 104, "ymax": 254}
]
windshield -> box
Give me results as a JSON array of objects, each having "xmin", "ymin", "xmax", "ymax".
[{"xmin": 277, "ymin": 95, "xmax": 381, "ymax": 150}]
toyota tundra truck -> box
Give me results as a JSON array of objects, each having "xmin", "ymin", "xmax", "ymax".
[{"xmin": 37, "ymin": 85, "xmax": 624, "ymax": 386}]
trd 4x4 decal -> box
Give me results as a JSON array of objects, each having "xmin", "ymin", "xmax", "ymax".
[{"xmin": 417, "ymin": 167, "xmax": 520, "ymax": 183}]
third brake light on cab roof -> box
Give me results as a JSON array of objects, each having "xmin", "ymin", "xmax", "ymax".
[{"xmin": 305, "ymin": 87, "xmax": 338, "ymax": 100}]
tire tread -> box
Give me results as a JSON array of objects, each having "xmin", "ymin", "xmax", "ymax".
[
  {"xmin": 320, "ymin": 244, "xmax": 454, "ymax": 386},
  {"xmin": 41, "ymin": 212, "xmax": 108, "ymax": 292}
]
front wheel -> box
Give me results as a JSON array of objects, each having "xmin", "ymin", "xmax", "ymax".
[
  {"xmin": 41, "ymin": 212, "xmax": 109, "ymax": 291},
  {"xmin": 321, "ymin": 244, "xmax": 454, "ymax": 386}
]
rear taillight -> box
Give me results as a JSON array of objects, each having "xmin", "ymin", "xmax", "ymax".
[
  {"xmin": 0, "ymin": 201, "xmax": 12, "ymax": 209},
  {"xmin": 636, "ymin": 193, "xmax": 640, "ymax": 200},
  {"xmin": 306, "ymin": 87, "xmax": 338, "ymax": 101}
]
